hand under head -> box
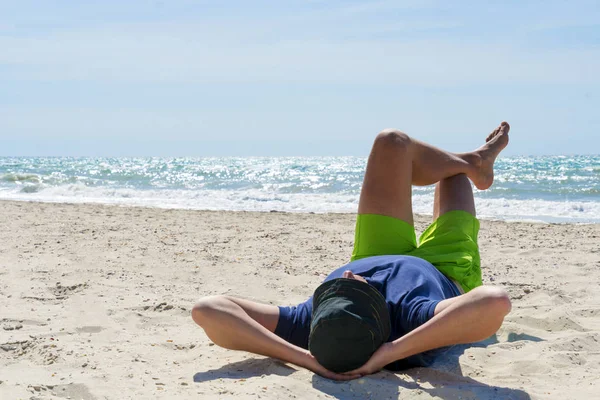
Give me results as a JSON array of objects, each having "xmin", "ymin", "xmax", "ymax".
[
  {"xmin": 341, "ymin": 270, "xmax": 368, "ymax": 284},
  {"xmin": 309, "ymin": 275, "xmax": 391, "ymax": 372}
]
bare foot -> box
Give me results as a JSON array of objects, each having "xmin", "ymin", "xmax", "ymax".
[{"xmin": 469, "ymin": 122, "xmax": 510, "ymax": 190}]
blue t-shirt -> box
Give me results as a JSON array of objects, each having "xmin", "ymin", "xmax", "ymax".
[{"xmin": 274, "ymin": 255, "xmax": 461, "ymax": 369}]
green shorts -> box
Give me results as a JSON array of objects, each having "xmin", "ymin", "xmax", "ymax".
[{"xmin": 351, "ymin": 210, "xmax": 482, "ymax": 293}]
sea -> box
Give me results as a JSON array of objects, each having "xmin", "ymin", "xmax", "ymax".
[{"xmin": 1, "ymin": 156, "xmax": 599, "ymax": 223}]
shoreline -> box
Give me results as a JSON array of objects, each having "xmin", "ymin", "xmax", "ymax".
[
  {"xmin": 3, "ymin": 154, "xmax": 600, "ymax": 224},
  {"xmin": 1, "ymin": 198, "xmax": 594, "ymax": 225},
  {"xmin": 1, "ymin": 200, "xmax": 599, "ymax": 399}
]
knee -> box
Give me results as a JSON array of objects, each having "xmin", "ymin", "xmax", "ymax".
[
  {"xmin": 476, "ymin": 286, "xmax": 512, "ymax": 317},
  {"xmin": 374, "ymin": 129, "xmax": 411, "ymax": 152},
  {"xmin": 191, "ymin": 295, "xmax": 223, "ymax": 327}
]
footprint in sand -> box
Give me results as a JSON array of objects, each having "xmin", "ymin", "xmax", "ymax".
[
  {"xmin": 513, "ymin": 313, "xmax": 588, "ymax": 333},
  {"xmin": 22, "ymin": 282, "xmax": 89, "ymax": 302},
  {"xmin": 135, "ymin": 302, "xmax": 187, "ymax": 315},
  {"xmin": 51, "ymin": 282, "xmax": 88, "ymax": 298},
  {"xmin": 1, "ymin": 319, "xmax": 23, "ymax": 331},
  {"xmin": 0, "ymin": 337, "xmax": 40, "ymax": 358},
  {"xmin": 28, "ymin": 383, "xmax": 96, "ymax": 399},
  {"xmin": 76, "ymin": 326, "xmax": 104, "ymax": 334}
]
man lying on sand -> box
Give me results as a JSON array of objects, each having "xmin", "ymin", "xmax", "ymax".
[{"xmin": 192, "ymin": 122, "xmax": 512, "ymax": 380}]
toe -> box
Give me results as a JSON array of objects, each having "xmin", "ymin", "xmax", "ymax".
[{"xmin": 486, "ymin": 127, "xmax": 499, "ymax": 142}]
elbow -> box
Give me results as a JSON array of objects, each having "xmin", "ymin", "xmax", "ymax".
[
  {"xmin": 470, "ymin": 286, "xmax": 512, "ymax": 340},
  {"xmin": 474, "ymin": 286, "xmax": 512, "ymax": 317},
  {"xmin": 486, "ymin": 287, "xmax": 512, "ymax": 317},
  {"xmin": 191, "ymin": 295, "xmax": 223, "ymax": 327},
  {"xmin": 482, "ymin": 287, "xmax": 512, "ymax": 336}
]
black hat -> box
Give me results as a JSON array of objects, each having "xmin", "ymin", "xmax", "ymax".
[{"xmin": 308, "ymin": 278, "xmax": 391, "ymax": 373}]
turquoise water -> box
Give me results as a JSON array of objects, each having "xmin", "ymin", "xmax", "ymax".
[{"xmin": 1, "ymin": 156, "xmax": 599, "ymax": 222}]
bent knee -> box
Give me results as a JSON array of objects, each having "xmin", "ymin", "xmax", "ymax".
[
  {"xmin": 374, "ymin": 129, "xmax": 411, "ymax": 151},
  {"xmin": 475, "ymin": 286, "xmax": 512, "ymax": 316},
  {"xmin": 191, "ymin": 295, "xmax": 225, "ymax": 326}
]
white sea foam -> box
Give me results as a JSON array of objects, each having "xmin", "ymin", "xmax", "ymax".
[
  {"xmin": 1, "ymin": 183, "xmax": 599, "ymax": 223},
  {"xmin": 1, "ymin": 156, "xmax": 599, "ymax": 223}
]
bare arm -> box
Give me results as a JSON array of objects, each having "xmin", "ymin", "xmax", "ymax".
[
  {"xmin": 392, "ymin": 286, "xmax": 511, "ymax": 357},
  {"xmin": 192, "ymin": 295, "xmax": 357, "ymax": 380},
  {"xmin": 344, "ymin": 286, "xmax": 511, "ymax": 376}
]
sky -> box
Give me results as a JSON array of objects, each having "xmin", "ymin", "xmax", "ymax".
[{"xmin": 1, "ymin": 0, "xmax": 599, "ymax": 157}]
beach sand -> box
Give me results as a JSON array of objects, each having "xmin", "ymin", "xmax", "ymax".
[{"xmin": 1, "ymin": 200, "xmax": 599, "ymax": 399}]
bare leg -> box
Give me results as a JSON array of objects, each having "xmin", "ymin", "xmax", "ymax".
[
  {"xmin": 433, "ymin": 174, "xmax": 476, "ymax": 220},
  {"xmin": 358, "ymin": 122, "xmax": 509, "ymax": 225}
]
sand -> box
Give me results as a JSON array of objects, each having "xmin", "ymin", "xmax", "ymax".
[{"xmin": 1, "ymin": 200, "xmax": 599, "ymax": 399}]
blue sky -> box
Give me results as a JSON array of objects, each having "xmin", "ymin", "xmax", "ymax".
[{"xmin": 1, "ymin": 0, "xmax": 599, "ymax": 156}]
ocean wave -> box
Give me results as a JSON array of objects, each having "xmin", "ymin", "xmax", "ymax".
[
  {"xmin": 19, "ymin": 184, "xmax": 42, "ymax": 193},
  {"xmin": 1, "ymin": 156, "xmax": 599, "ymax": 223},
  {"xmin": 0, "ymin": 183, "xmax": 599, "ymax": 223},
  {"xmin": 1, "ymin": 173, "xmax": 40, "ymax": 183}
]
